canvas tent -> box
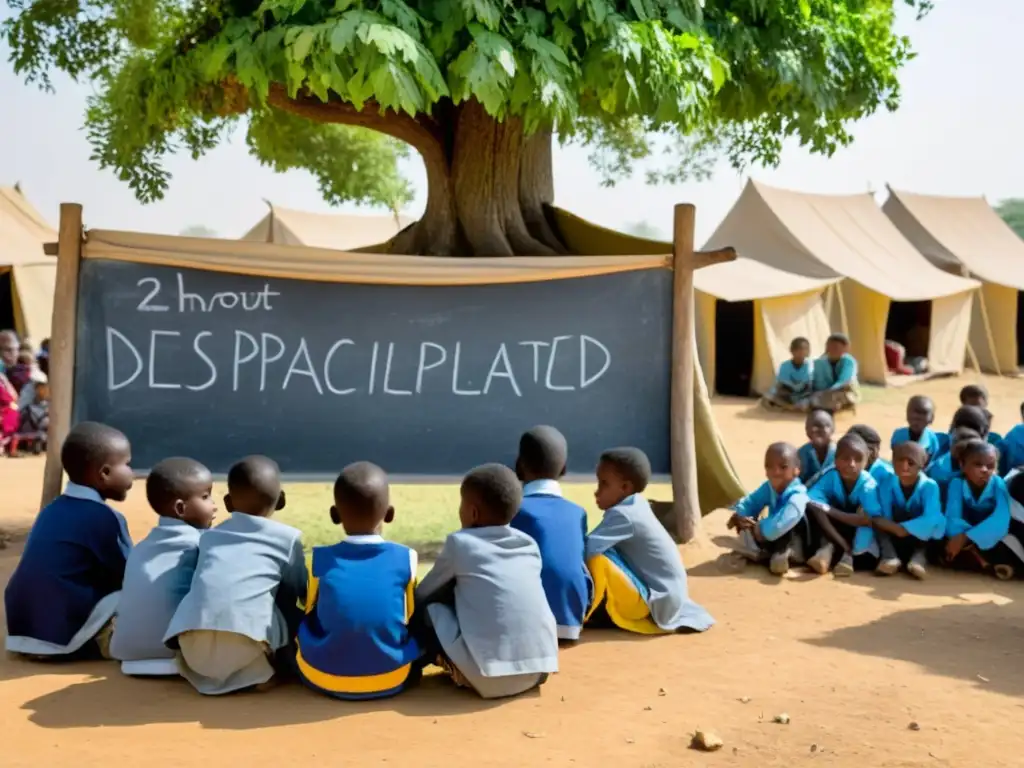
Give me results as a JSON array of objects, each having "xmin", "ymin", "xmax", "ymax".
[
  {"xmin": 703, "ymin": 181, "xmax": 979, "ymax": 384},
  {"xmin": 0, "ymin": 186, "xmax": 56, "ymax": 342},
  {"xmin": 241, "ymin": 203, "xmax": 414, "ymax": 250},
  {"xmin": 550, "ymin": 206, "xmax": 835, "ymax": 397},
  {"xmin": 883, "ymin": 188, "xmax": 1024, "ymax": 374}
]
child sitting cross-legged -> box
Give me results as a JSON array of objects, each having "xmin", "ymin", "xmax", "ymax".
[
  {"xmin": 111, "ymin": 457, "xmax": 217, "ymax": 676},
  {"xmin": 872, "ymin": 443, "xmax": 943, "ymax": 579},
  {"xmin": 942, "ymin": 441, "xmax": 1020, "ymax": 580},
  {"xmin": 890, "ymin": 395, "xmax": 941, "ymax": 468},
  {"xmin": 413, "ymin": 464, "xmax": 558, "ymax": 699},
  {"xmin": 797, "ymin": 409, "xmax": 836, "ymax": 487},
  {"xmin": 762, "ymin": 337, "xmax": 814, "ymax": 411},
  {"xmin": 509, "ymin": 426, "xmax": 592, "ymax": 642},
  {"xmin": 164, "ymin": 455, "xmax": 307, "ymax": 695},
  {"xmin": 296, "ymin": 462, "xmax": 424, "ymax": 700},
  {"xmin": 585, "ymin": 448, "xmax": 714, "ymax": 633},
  {"xmin": 727, "ymin": 442, "xmax": 809, "ymax": 575},
  {"xmin": 805, "ymin": 433, "xmax": 882, "ymax": 576},
  {"xmin": 4, "ymin": 422, "xmax": 134, "ymax": 659}
]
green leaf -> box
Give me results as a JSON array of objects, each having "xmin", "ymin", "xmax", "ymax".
[
  {"xmin": 290, "ymin": 29, "xmax": 317, "ymax": 61},
  {"xmin": 798, "ymin": 0, "xmax": 812, "ymax": 21}
]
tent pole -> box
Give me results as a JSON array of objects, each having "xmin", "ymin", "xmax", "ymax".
[
  {"xmin": 39, "ymin": 203, "xmax": 84, "ymax": 510},
  {"xmin": 835, "ymin": 281, "xmax": 851, "ymax": 336},
  {"xmin": 965, "ymin": 341, "xmax": 981, "ymax": 375},
  {"xmin": 975, "ymin": 289, "xmax": 1002, "ymax": 377}
]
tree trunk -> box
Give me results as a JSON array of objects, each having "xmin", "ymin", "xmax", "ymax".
[{"xmin": 267, "ymin": 90, "xmax": 568, "ymax": 257}]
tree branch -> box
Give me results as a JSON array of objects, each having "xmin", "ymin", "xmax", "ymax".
[{"xmin": 266, "ymin": 84, "xmax": 442, "ymax": 157}]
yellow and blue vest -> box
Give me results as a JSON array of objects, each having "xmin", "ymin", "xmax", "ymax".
[{"xmin": 296, "ymin": 538, "xmax": 420, "ymax": 700}]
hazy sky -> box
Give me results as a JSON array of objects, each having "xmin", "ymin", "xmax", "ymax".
[{"xmin": 1, "ymin": 1, "xmax": 1021, "ymax": 244}]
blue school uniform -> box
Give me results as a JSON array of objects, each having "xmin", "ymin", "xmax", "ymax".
[
  {"xmin": 4, "ymin": 482, "xmax": 132, "ymax": 656},
  {"xmin": 732, "ymin": 478, "xmax": 808, "ymax": 542},
  {"xmin": 296, "ymin": 536, "xmax": 421, "ymax": 700},
  {"xmin": 811, "ymin": 353, "xmax": 857, "ymax": 392},
  {"xmin": 110, "ymin": 517, "xmax": 202, "ymax": 675},
  {"xmin": 585, "ymin": 494, "xmax": 713, "ymax": 632},
  {"xmin": 870, "ymin": 458, "xmax": 895, "ymax": 485},
  {"xmin": 510, "ymin": 479, "xmax": 592, "ymax": 641},
  {"xmin": 945, "ymin": 476, "xmax": 1011, "ymax": 552},
  {"xmin": 924, "ymin": 452, "xmax": 960, "ymax": 503},
  {"xmin": 770, "ymin": 359, "xmax": 814, "ymax": 402},
  {"xmin": 807, "ymin": 467, "xmax": 882, "ymax": 555},
  {"xmin": 877, "ymin": 472, "xmax": 944, "ymax": 541},
  {"xmin": 890, "ymin": 427, "xmax": 943, "ymax": 466},
  {"xmin": 797, "ymin": 442, "xmax": 836, "ymax": 486},
  {"xmin": 1000, "ymin": 424, "xmax": 1024, "ymax": 473}
]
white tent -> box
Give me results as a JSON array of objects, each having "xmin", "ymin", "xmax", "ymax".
[
  {"xmin": 241, "ymin": 203, "xmax": 414, "ymax": 251},
  {"xmin": 0, "ymin": 186, "xmax": 56, "ymax": 342},
  {"xmin": 884, "ymin": 188, "xmax": 1024, "ymax": 374},
  {"xmin": 704, "ymin": 181, "xmax": 980, "ymax": 384}
]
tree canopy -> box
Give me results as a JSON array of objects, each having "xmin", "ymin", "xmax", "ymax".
[
  {"xmin": 995, "ymin": 198, "xmax": 1024, "ymax": 241},
  {"xmin": 4, "ymin": 0, "xmax": 932, "ymax": 254}
]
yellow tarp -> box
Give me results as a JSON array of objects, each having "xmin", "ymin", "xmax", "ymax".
[
  {"xmin": 0, "ymin": 186, "xmax": 57, "ymax": 342},
  {"xmin": 884, "ymin": 188, "xmax": 1024, "ymax": 373}
]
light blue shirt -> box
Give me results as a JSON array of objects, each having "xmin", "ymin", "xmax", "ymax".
[
  {"xmin": 808, "ymin": 467, "xmax": 881, "ymax": 555},
  {"xmin": 732, "ymin": 478, "xmax": 807, "ymax": 541},
  {"xmin": 890, "ymin": 426, "xmax": 943, "ymax": 466},
  {"xmin": 945, "ymin": 475, "xmax": 1010, "ymax": 551},
  {"xmin": 811, "ymin": 353, "xmax": 857, "ymax": 392},
  {"xmin": 797, "ymin": 442, "xmax": 835, "ymax": 487},
  {"xmin": 522, "ymin": 479, "xmax": 563, "ymax": 498},
  {"xmin": 774, "ymin": 359, "xmax": 813, "ymax": 394},
  {"xmin": 877, "ymin": 472, "xmax": 944, "ymax": 541}
]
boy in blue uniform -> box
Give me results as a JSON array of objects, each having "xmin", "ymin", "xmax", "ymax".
[
  {"xmin": 510, "ymin": 426, "xmax": 591, "ymax": 642},
  {"xmin": 872, "ymin": 443, "xmax": 943, "ymax": 579},
  {"xmin": 296, "ymin": 462, "xmax": 423, "ymax": 699},
  {"xmin": 414, "ymin": 464, "xmax": 558, "ymax": 699},
  {"xmin": 999, "ymin": 400, "xmax": 1024, "ymax": 474},
  {"xmin": 943, "ymin": 441, "xmax": 1019, "ymax": 580},
  {"xmin": 797, "ymin": 409, "xmax": 835, "ymax": 487},
  {"xmin": 763, "ymin": 337, "xmax": 813, "ymax": 411},
  {"xmin": 727, "ymin": 442, "xmax": 809, "ymax": 575},
  {"xmin": 585, "ymin": 448, "xmax": 714, "ymax": 634},
  {"xmin": 809, "ymin": 333, "xmax": 859, "ymax": 412},
  {"xmin": 805, "ymin": 433, "xmax": 882, "ymax": 576},
  {"xmin": 927, "ymin": 426, "xmax": 980, "ymax": 504},
  {"xmin": 847, "ymin": 424, "xmax": 894, "ymax": 484},
  {"xmin": 165, "ymin": 456, "xmax": 307, "ymax": 695},
  {"xmin": 111, "ymin": 457, "xmax": 217, "ymax": 676},
  {"xmin": 890, "ymin": 395, "xmax": 941, "ymax": 467},
  {"xmin": 5, "ymin": 421, "xmax": 134, "ymax": 659}
]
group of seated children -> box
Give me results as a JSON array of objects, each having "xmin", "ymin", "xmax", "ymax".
[
  {"xmin": 4, "ymin": 422, "xmax": 712, "ymax": 702},
  {"xmin": 730, "ymin": 384, "xmax": 1024, "ymax": 581},
  {"xmin": 763, "ymin": 333, "xmax": 859, "ymax": 414},
  {"xmin": 0, "ymin": 331, "xmax": 51, "ymax": 456}
]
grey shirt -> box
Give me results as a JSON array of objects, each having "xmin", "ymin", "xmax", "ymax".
[
  {"xmin": 585, "ymin": 494, "xmax": 714, "ymax": 632},
  {"xmin": 110, "ymin": 517, "xmax": 202, "ymax": 665},
  {"xmin": 416, "ymin": 525, "xmax": 559, "ymax": 679},
  {"xmin": 164, "ymin": 513, "xmax": 307, "ymax": 650}
]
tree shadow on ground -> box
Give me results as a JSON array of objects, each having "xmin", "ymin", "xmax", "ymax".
[
  {"xmin": 804, "ymin": 598, "xmax": 1024, "ymax": 698},
  {"xmin": 18, "ymin": 667, "xmax": 509, "ymax": 730}
]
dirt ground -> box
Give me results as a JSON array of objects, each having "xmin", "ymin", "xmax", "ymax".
[{"xmin": 2, "ymin": 374, "xmax": 1023, "ymax": 767}]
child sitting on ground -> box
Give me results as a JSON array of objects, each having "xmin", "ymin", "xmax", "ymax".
[
  {"xmin": 585, "ymin": 448, "xmax": 714, "ymax": 633},
  {"xmin": 891, "ymin": 395, "xmax": 941, "ymax": 467},
  {"xmin": 805, "ymin": 433, "xmax": 882, "ymax": 576},
  {"xmin": 296, "ymin": 462, "xmax": 423, "ymax": 700},
  {"xmin": 15, "ymin": 372, "xmax": 49, "ymax": 454},
  {"xmin": 999, "ymin": 401, "xmax": 1024, "ymax": 473},
  {"xmin": 0, "ymin": 370, "xmax": 19, "ymax": 452},
  {"xmin": 872, "ymin": 443, "xmax": 943, "ymax": 579},
  {"xmin": 809, "ymin": 333, "xmax": 859, "ymax": 412},
  {"xmin": 942, "ymin": 441, "xmax": 1019, "ymax": 580},
  {"xmin": 111, "ymin": 457, "xmax": 217, "ymax": 676},
  {"xmin": 763, "ymin": 337, "xmax": 814, "ymax": 411},
  {"xmin": 927, "ymin": 426, "xmax": 981, "ymax": 503},
  {"xmin": 957, "ymin": 383, "xmax": 1002, "ymax": 442},
  {"xmin": 847, "ymin": 424, "xmax": 893, "ymax": 484},
  {"xmin": 4, "ymin": 422, "xmax": 134, "ymax": 659},
  {"xmin": 165, "ymin": 455, "xmax": 307, "ymax": 695},
  {"xmin": 727, "ymin": 442, "xmax": 809, "ymax": 575},
  {"xmin": 797, "ymin": 409, "xmax": 836, "ymax": 487},
  {"xmin": 509, "ymin": 426, "xmax": 591, "ymax": 642},
  {"xmin": 414, "ymin": 464, "xmax": 557, "ymax": 699}
]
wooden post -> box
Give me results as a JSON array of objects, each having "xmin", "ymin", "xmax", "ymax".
[
  {"xmin": 39, "ymin": 203, "xmax": 84, "ymax": 510},
  {"xmin": 670, "ymin": 204, "xmax": 735, "ymax": 543}
]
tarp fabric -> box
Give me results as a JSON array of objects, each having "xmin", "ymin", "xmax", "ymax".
[{"xmin": 0, "ymin": 186, "xmax": 57, "ymax": 341}]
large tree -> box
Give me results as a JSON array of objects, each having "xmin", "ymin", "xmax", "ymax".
[{"xmin": 5, "ymin": 0, "xmax": 930, "ymax": 256}]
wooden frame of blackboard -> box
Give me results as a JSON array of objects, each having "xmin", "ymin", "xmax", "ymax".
[{"xmin": 40, "ymin": 203, "xmax": 734, "ymax": 541}]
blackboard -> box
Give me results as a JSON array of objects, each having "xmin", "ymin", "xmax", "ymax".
[{"xmin": 73, "ymin": 259, "xmax": 672, "ymax": 476}]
